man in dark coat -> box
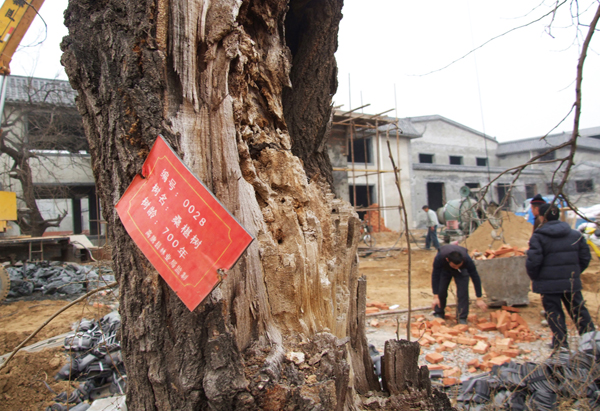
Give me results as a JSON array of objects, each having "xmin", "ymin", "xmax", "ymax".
[
  {"xmin": 431, "ymin": 244, "xmax": 487, "ymax": 324},
  {"xmin": 526, "ymin": 203, "xmax": 594, "ymax": 349}
]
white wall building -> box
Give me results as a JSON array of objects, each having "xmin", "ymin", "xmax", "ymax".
[{"xmin": 0, "ymin": 75, "xmax": 101, "ymax": 238}]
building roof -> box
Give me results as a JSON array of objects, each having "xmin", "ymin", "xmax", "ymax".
[
  {"xmin": 497, "ymin": 127, "xmax": 600, "ymax": 155},
  {"xmin": 5, "ymin": 75, "xmax": 77, "ymax": 107},
  {"xmin": 405, "ymin": 114, "xmax": 498, "ymax": 142}
]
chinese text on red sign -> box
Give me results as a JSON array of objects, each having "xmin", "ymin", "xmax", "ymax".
[{"xmin": 116, "ymin": 136, "xmax": 253, "ymax": 311}]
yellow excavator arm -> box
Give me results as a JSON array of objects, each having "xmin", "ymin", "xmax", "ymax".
[{"xmin": 0, "ymin": 0, "xmax": 45, "ymax": 75}]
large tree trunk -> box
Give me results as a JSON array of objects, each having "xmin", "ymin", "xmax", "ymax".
[
  {"xmin": 61, "ymin": 0, "xmax": 381, "ymax": 409},
  {"xmin": 62, "ymin": 1, "xmax": 452, "ymax": 409}
]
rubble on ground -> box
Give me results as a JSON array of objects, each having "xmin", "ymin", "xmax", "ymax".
[
  {"xmin": 45, "ymin": 311, "xmax": 126, "ymax": 411},
  {"xmin": 415, "ymin": 308, "xmax": 541, "ymax": 375},
  {"xmin": 454, "ymin": 331, "xmax": 600, "ymax": 410},
  {"xmin": 366, "ymin": 301, "xmax": 390, "ymax": 314},
  {"xmin": 6, "ymin": 261, "xmax": 115, "ymax": 298}
]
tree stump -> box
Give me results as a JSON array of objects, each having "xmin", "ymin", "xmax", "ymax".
[{"xmin": 381, "ymin": 339, "xmax": 454, "ymax": 410}]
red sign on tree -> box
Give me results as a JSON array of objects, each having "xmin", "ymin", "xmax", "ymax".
[{"xmin": 116, "ymin": 135, "xmax": 253, "ymax": 311}]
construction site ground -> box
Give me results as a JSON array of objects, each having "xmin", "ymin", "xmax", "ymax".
[
  {"xmin": 362, "ymin": 229, "xmax": 600, "ymax": 395},
  {"xmin": 0, "ymin": 224, "xmax": 599, "ymax": 409}
]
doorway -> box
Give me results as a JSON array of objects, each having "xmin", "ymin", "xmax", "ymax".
[{"xmin": 426, "ymin": 182, "xmax": 445, "ymax": 211}]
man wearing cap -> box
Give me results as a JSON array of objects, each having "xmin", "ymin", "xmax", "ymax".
[
  {"xmin": 422, "ymin": 205, "xmax": 440, "ymax": 251},
  {"xmin": 431, "ymin": 244, "xmax": 488, "ymax": 324},
  {"xmin": 529, "ymin": 194, "xmax": 546, "ymax": 232},
  {"xmin": 526, "ymin": 203, "xmax": 595, "ymax": 350}
]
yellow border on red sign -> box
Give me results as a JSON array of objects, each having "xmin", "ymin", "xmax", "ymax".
[{"xmin": 126, "ymin": 155, "xmax": 233, "ymax": 288}]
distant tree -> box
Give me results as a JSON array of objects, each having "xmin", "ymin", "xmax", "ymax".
[{"xmin": 0, "ymin": 77, "xmax": 88, "ymax": 236}]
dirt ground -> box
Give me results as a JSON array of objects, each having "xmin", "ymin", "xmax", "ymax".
[
  {"xmin": 0, "ymin": 221, "xmax": 598, "ymax": 409},
  {"xmin": 0, "ymin": 299, "xmax": 113, "ymax": 410},
  {"xmin": 362, "ymin": 229, "xmax": 600, "ymax": 343}
]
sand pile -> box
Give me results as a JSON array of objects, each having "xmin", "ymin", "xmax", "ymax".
[{"xmin": 461, "ymin": 211, "xmax": 532, "ymax": 253}]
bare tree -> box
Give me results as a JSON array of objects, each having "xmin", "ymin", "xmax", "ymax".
[
  {"xmin": 442, "ymin": 1, "xmax": 600, "ymax": 224},
  {"xmin": 0, "ymin": 76, "xmax": 88, "ymax": 236}
]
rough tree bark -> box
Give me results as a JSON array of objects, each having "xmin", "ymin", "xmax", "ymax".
[{"xmin": 61, "ymin": 1, "xmax": 450, "ymax": 409}]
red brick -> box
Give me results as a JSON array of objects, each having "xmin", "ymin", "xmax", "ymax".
[
  {"xmin": 495, "ymin": 338, "xmax": 513, "ymax": 350},
  {"xmin": 368, "ymin": 301, "xmax": 389, "ymax": 310},
  {"xmin": 472, "ymin": 341, "xmax": 489, "ymax": 354},
  {"xmin": 489, "ymin": 355, "xmax": 511, "ymax": 366},
  {"xmin": 443, "ymin": 367, "xmax": 462, "ymax": 378},
  {"xmin": 477, "ymin": 322, "xmax": 497, "ymax": 331},
  {"xmin": 443, "ymin": 377, "xmax": 459, "ymax": 386},
  {"xmin": 496, "ymin": 311, "xmax": 508, "ymax": 327},
  {"xmin": 501, "ymin": 349, "xmax": 520, "ymax": 358},
  {"xmin": 457, "ymin": 337, "xmax": 478, "ymax": 346},
  {"xmin": 507, "ymin": 330, "xmax": 519, "ymax": 339},
  {"xmin": 502, "ymin": 306, "xmax": 520, "ymax": 313},
  {"xmin": 425, "ymin": 352, "xmax": 444, "ymax": 364},
  {"xmin": 467, "ymin": 358, "xmax": 480, "ymax": 367}
]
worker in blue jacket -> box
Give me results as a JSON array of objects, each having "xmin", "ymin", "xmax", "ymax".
[
  {"xmin": 526, "ymin": 203, "xmax": 595, "ymax": 349},
  {"xmin": 431, "ymin": 244, "xmax": 487, "ymax": 324}
]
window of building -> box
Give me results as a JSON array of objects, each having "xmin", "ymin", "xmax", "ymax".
[
  {"xmin": 426, "ymin": 182, "xmax": 445, "ymax": 211},
  {"xmin": 576, "ymin": 179, "xmax": 594, "ymax": 193},
  {"xmin": 476, "ymin": 157, "xmax": 487, "ymax": 167},
  {"xmin": 537, "ymin": 150, "xmax": 556, "ymax": 161},
  {"xmin": 348, "ymin": 184, "xmax": 376, "ymax": 220},
  {"xmin": 525, "ymin": 184, "xmax": 537, "ymax": 199},
  {"xmin": 347, "ymin": 137, "xmax": 372, "ymax": 164},
  {"xmin": 419, "ymin": 153, "xmax": 434, "ymax": 164},
  {"xmin": 497, "ymin": 184, "xmax": 511, "ymax": 208},
  {"xmin": 465, "ymin": 183, "xmax": 480, "ymax": 190},
  {"xmin": 449, "ymin": 156, "xmax": 463, "ymax": 165}
]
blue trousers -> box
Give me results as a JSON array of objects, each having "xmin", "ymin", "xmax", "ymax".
[{"xmin": 425, "ymin": 225, "xmax": 440, "ymax": 250}]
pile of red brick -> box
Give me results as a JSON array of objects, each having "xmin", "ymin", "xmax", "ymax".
[
  {"xmin": 364, "ymin": 204, "xmax": 392, "ymax": 233},
  {"xmin": 413, "ymin": 307, "xmax": 539, "ymax": 386},
  {"xmin": 366, "ymin": 301, "xmax": 389, "ymax": 314},
  {"xmin": 472, "ymin": 244, "xmax": 527, "ymax": 260}
]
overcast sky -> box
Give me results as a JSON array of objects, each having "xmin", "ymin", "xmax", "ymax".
[{"xmin": 10, "ymin": 0, "xmax": 600, "ymax": 143}]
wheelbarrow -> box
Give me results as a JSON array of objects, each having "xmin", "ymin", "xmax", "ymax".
[{"xmin": 474, "ymin": 256, "xmax": 530, "ymax": 307}]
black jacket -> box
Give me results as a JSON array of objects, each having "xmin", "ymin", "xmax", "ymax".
[
  {"xmin": 526, "ymin": 220, "xmax": 591, "ymax": 294},
  {"xmin": 431, "ymin": 244, "xmax": 483, "ymax": 297}
]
